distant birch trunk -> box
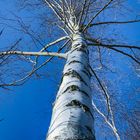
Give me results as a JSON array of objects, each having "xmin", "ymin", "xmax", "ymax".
[{"xmin": 46, "ymin": 29, "xmax": 95, "ymax": 139}]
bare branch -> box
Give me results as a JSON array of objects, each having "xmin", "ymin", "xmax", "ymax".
[
  {"xmin": 0, "ymin": 40, "xmax": 68, "ymax": 87},
  {"xmin": 89, "ymin": 65, "xmax": 111, "ymax": 116},
  {"xmin": 109, "ymin": 47, "xmax": 140, "ymax": 65},
  {"xmin": 78, "ymin": 0, "xmax": 87, "ymax": 27},
  {"xmin": 40, "ymin": 36, "xmax": 69, "ymax": 52},
  {"xmin": 0, "ymin": 51, "xmax": 67, "ymax": 59},
  {"xmin": 0, "ymin": 38, "xmax": 22, "ymax": 65},
  {"xmin": 86, "ymin": 38, "xmax": 140, "ymax": 64},
  {"xmin": 0, "ymin": 28, "xmax": 4, "ymax": 37},
  {"xmin": 88, "ymin": 19, "xmax": 140, "ymax": 27},
  {"xmin": 82, "ymin": 0, "xmax": 91, "ymax": 25},
  {"xmin": 33, "ymin": 37, "xmax": 70, "ymax": 69},
  {"xmin": 44, "ymin": 0, "xmax": 74, "ymax": 33},
  {"xmin": 83, "ymin": 0, "xmax": 113, "ymax": 32},
  {"xmin": 88, "ymin": 42, "xmax": 140, "ymax": 50},
  {"xmin": 0, "ymin": 57, "xmax": 53, "ymax": 87},
  {"xmin": 44, "ymin": 0, "xmax": 63, "ymax": 21},
  {"xmin": 92, "ymin": 101, "xmax": 120, "ymax": 140}
]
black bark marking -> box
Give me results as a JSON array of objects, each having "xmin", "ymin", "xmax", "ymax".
[
  {"xmin": 77, "ymin": 47, "xmax": 87, "ymax": 53},
  {"xmin": 60, "ymin": 68, "xmax": 72, "ymax": 85},
  {"xmin": 66, "ymin": 60, "xmax": 91, "ymax": 77},
  {"xmin": 62, "ymin": 85, "xmax": 89, "ymax": 97},
  {"xmin": 66, "ymin": 100, "xmax": 93, "ymax": 118},
  {"xmin": 72, "ymin": 43, "xmax": 81, "ymax": 48},
  {"xmin": 63, "ymin": 70, "xmax": 88, "ymax": 86},
  {"xmin": 70, "ymin": 47, "xmax": 87, "ymax": 54},
  {"xmin": 67, "ymin": 60, "xmax": 83, "ymax": 66}
]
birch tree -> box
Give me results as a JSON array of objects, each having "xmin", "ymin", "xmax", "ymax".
[{"xmin": 0, "ymin": 0, "xmax": 140, "ymax": 140}]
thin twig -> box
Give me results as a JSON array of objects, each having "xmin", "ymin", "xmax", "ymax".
[{"xmin": 83, "ymin": 0, "xmax": 113, "ymax": 32}]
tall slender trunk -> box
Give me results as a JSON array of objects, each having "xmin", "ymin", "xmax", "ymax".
[{"xmin": 46, "ymin": 31, "xmax": 95, "ymax": 140}]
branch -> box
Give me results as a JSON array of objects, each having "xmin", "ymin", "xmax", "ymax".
[
  {"xmin": 44, "ymin": 0, "xmax": 62, "ymax": 21},
  {"xmin": 40, "ymin": 36, "xmax": 69, "ymax": 52},
  {"xmin": 60, "ymin": 0, "xmax": 74, "ymax": 33},
  {"xmin": 0, "ymin": 57, "xmax": 53, "ymax": 87},
  {"xmin": 86, "ymin": 38, "xmax": 140, "ymax": 65},
  {"xmin": 0, "ymin": 28, "xmax": 4, "ymax": 37},
  {"xmin": 97, "ymin": 46, "xmax": 103, "ymax": 68},
  {"xmin": 32, "ymin": 36, "xmax": 70, "ymax": 71},
  {"xmin": 0, "ymin": 40, "xmax": 69, "ymax": 87},
  {"xmin": 0, "ymin": 38, "xmax": 22, "ymax": 65},
  {"xmin": 92, "ymin": 101, "xmax": 120, "ymax": 140},
  {"xmin": 87, "ymin": 42, "xmax": 140, "ymax": 50},
  {"xmin": 89, "ymin": 65, "xmax": 111, "ymax": 116},
  {"xmin": 109, "ymin": 47, "xmax": 140, "ymax": 65},
  {"xmin": 88, "ymin": 19, "xmax": 140, "ymax": 27},
  {"xmin": 83, "ymin": 0, "xmax": 113, "ymax": 31},
  {"xmin": 78, "ymin": 0, "xmax": 87, "ymax": 27},
  {"xmin": 0, "ymin": 51, "xmax": 67, "ymax": 59},
  {"xmin": 44, "ymin": 0, "xmax": 74, "ymax": 33},
  {"xmin": 82, "ymin": 0, "xmax": 91, "ymax": 25}
]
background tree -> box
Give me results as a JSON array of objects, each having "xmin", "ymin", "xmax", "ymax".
[{"xmin": 0, "ymin": 0, "xmax": 140, "ymax": 140}]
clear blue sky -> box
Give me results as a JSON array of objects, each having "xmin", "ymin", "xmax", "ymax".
[{"xmin": 0, "ymin": 1, "xmax": 140, "ymax": 140}]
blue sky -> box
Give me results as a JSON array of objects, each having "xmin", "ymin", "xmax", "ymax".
[{"xmin": 0, "ymin": 1, "xmax": 140, "ymax": 140}]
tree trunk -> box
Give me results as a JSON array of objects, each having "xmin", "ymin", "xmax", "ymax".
[{"xmin": 46, "ymin": 32, "xmax": 95, "ymax": 140}]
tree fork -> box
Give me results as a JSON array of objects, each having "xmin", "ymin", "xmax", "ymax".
[{"xmin": 46, "ymin": 32, "xmax": 95, "ymax": 140}]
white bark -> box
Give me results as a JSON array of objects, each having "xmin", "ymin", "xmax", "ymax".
[
  {"xmin": 0, "ymin": 51, "xmax": 66, "ymax": 59},
  {"xmin": 46, "ymin": 32, "xmax": 95, "ymax": 140}
]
